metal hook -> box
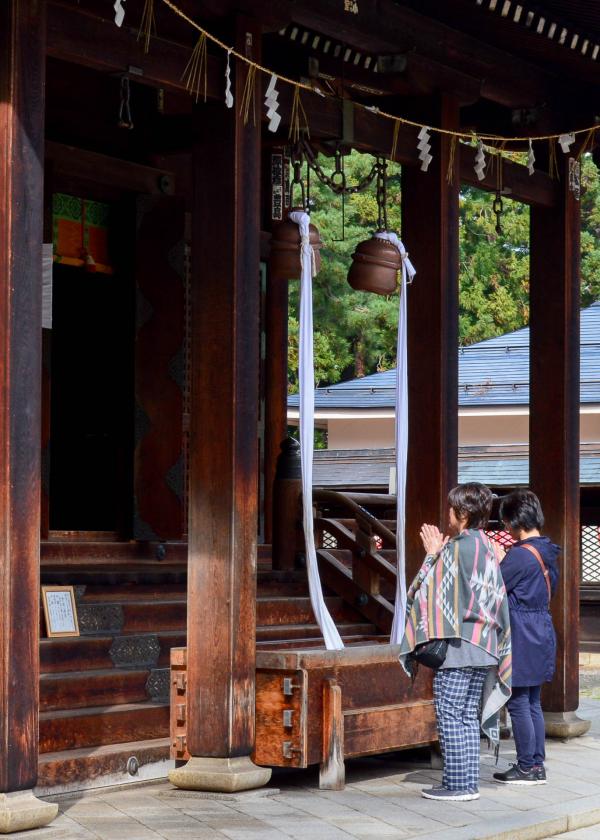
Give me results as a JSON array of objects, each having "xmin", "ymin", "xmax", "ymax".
[{"xmin": 118, "ymin": 76, "xmax": 134, "ymax": 130}]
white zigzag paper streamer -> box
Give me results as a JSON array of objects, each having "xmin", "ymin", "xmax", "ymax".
[
  {"xmin": 265, "ymin": 73, "xmax": 281, "ymax": 133},
  {"xmin": 558, "ymin": 132, "xmax": 575, "ymax": 153},
  {"xmin": 114, "ymin": 0, "xmax": 125, "ymax": 27},
  {"xmin": 417, "ymin": 126, "xmax": 432, "ymax": 172},
  {"xmin": 474, "ymin": 140, "xmax": 486, "ymax": 181},
  {"xmin": 527, "ymin": 139, "xmax": 535, "ymax": 176},
  {"xmin": 225, "ymin": 50, "xmax": 234, "ymax": 109}
]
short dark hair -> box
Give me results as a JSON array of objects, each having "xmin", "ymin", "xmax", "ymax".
[
  {"xmin": 499, "ymin": 490, "xmax": 544, "ymax": 532},
  {"xmin": 447, "ymin": 482, "xmax": 493, "ymax": 529}
]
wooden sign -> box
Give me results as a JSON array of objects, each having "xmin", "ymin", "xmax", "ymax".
[{"xmin": 41, "ymin": 586, "xmax": 80, "ymax": 637}]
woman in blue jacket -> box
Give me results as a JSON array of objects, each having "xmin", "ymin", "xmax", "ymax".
[{"xmin": 493, "ymin": 490, "xmax": 559, "ymax": 786}]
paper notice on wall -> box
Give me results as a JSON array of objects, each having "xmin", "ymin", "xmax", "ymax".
[{"xmin": 42, "ymin": 243, "xmax": 53, "ymax": 329}]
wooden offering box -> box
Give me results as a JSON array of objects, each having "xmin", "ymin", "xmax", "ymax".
[{"xmin": 171, "ymin": 645, "xmax": 436, "ymax": 789}]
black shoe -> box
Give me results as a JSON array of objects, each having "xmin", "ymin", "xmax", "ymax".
[
  {"xmin": 493, "ymin": 763, "xmax": 538, "ymax": 785},
  {"xmin": 532, "ymin": 765, "xmax": 547, "ymax": 784}
]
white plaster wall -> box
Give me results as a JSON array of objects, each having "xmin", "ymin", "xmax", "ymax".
[
  {"xmin": 458, "ymin": 414, "xmax": 529, "ymax": 446},
  {"xmin": 582, "ymin": 413, "xmax": 600, "ymax": 443},
  {"xmin": 327, "ymin": 417, "xmax": 395, "ymax": 449},
  {"xmin": 326, "ymin": 409, "xmax": 600, "ymax": 450}
]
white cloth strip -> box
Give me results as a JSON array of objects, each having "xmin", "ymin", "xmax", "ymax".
[
  {"xmin": 290, "ymin": 210, "xmax": 344, "ymax": 651},
  {"xmin": 374, "ymin": 232, "xmax": 416, "ymax": 645}
]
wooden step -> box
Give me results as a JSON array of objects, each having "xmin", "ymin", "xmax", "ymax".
[
  {"xmin": 40, "ymin": 702, "xmax": 170, "ymax": 753},
  {"xmin": 74, "ymin": 602, "xmax": 186, "ymax": 635},
  {"xmin": 256, "ymin": 596, "xmax": 361, "ymax": 627},
  {"xmin": 79, "ymin": 584, "xmax": 186, "ymax": 602},
  {"xmin": 41, "ymin": 669, "xmax": 153, "ymax": 712},
  {"xmin": 40, "ymin": 631, "xmax": 187, "ymax": 674},
  {"xmin": 37, "ymin": 738, "xmax": 171, "ymax": 792},
  {"xmin": 73, "ymin": 598, "xmax": 367, "ymax": 636},
  {"xmin": 256, "ymin": 570, "xmax": 311, "ymax": 596}
]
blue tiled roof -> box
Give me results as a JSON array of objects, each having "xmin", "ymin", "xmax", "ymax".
[
  {"xmin": 288, "ymin": 302, "xmax": 600, "ymax": 409},
  {"xmin": 312, "ymin": 452, "xmax": 600, "ymax": 488}
]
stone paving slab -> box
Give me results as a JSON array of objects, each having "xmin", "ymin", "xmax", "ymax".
[{"xmin": 20, "ymin": 696, "xmax": 600, "ymax": 840}]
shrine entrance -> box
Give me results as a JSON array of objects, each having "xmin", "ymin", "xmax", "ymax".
[{"xmin": 47, "ymin": 244, "xmax": 135, "ymax": 536}]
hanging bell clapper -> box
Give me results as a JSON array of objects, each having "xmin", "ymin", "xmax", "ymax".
[
  {"xmin": 493, "ymin": 191, "xmax": 503, "ymax": 236},
  {"xmin": 118, "ymin": 75, "xmax": 134, "ymax": 130}
]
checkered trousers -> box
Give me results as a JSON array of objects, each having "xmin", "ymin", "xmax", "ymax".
[{"xmin": 433, "ymin": 667, "xmax": 488, "ymax": 792}]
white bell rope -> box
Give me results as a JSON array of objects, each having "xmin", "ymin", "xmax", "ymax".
[
  {"xmin": 374, "ymin": 232, "xmax": 416, "ymax": 646},
  {"xmin": 290, "ymin": 210, "xmax": 344, "ymax": 651}
]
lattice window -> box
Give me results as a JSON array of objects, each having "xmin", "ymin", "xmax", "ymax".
[
  {"xmin": 582, "ymin": 526, "xmax": 600, "ymax": 583},
  {"xmin": 321, "ymin": 531, "xmax": 338, "ymax": 549},
  {"xmin": 485, "ymin": 530, "xmax": 516, "ymax": 550}
]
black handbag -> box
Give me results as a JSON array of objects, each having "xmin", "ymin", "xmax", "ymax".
[{"xmin": 411, "ymin": 638, "xmax": 448, "ymax": 669}]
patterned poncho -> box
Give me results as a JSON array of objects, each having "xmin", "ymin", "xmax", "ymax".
[{"xmin": 399, "ymin": 528, "xmax": 512, "ymax": 741}]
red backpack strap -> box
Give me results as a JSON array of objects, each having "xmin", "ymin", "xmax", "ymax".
[{"xmin": 521, "ymin": 543, "xmax": 552, "ymax": 603}]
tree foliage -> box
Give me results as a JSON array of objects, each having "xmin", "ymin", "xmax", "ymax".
[{"xmin": 287, "ymin": 150, "xmax": 600, "ymax": 389}]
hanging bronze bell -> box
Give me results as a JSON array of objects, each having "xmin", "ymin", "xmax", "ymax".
[
  {"xmin": 269, "ymin": 208, "xmax": 322, "ymax": 280},
  {"xmin": 347, "ymin": 234, "xmax": 401, "ymax": 295}
]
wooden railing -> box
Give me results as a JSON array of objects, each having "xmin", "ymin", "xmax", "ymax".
[{"xmin": 312, "ymin": 490, "xmax": 398, "ymax": 634}]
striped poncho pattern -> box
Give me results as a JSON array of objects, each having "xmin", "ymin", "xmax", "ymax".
[{"xmin": 399, "ymin": 528, "xmax": 512, "ymax": 741}]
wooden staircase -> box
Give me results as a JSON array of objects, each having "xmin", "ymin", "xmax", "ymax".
[
  {"xmin": 169, "ymin": 491, "xmax": 438, "ymax": 790},
  {"xmin": 39, "ymin": 494, "xmax": 439, "ymax": 791},
  {"xmin": 38, "ymin": 539, "xmax": 389, "ymax": 791}
]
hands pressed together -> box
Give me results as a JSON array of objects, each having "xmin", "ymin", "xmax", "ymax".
[{"xmin": 420, "ymin": 523, "xmax": 449, "ymax": 556}]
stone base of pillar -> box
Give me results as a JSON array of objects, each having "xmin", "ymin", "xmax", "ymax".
[
  {"xmin": 0, "ymin": 790, "xmax": 58, "ymax": 834},
  {"xmin": 169, "ymin": 756, "xmax": 272, "ymax": 793},
  {"xmin": 544, "ymin": 710, "xmax": 591, "ymax": 739}
]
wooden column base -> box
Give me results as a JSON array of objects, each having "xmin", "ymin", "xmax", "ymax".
[
  {"xmin": 320, "ymin": 678, "xmax": 345, "ymax": 791},
  {"xmin": 169, "ymin": 757, "xmax": 271, "ymax": 793},
  {"xmin": 544, "ymin": 711, "xmax": 591, "ymax": 740},
  {"xmin": 0, "ymin": 791, "xmax": 57, "ymax": 834}
]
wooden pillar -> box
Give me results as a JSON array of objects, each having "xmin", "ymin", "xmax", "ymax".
[
  {"xmin": 530, "ymin": 157, "xmax": 589, "ymax": 737},
  {"xmin": 263, "ymin": 274, "xmax": 289, "ymax": 545},
  {"xmin": 0, "ymin": 1, "xmax": 58, "ymax": 830},
  {"xmin": 401, "ymin": 97, "xmax": 459, "ymax": 580},
  {"xmin": 263, "ymin": 147, "xmax": 291, "ymax": 545},
  {"xmin": 169, "ymin": 18, "xmax": 271, "ymax": 792}
]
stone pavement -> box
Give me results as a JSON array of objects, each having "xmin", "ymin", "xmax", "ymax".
[{"xmin": 20, "ymin": 696, "xmax": 600, "ymax": 840}]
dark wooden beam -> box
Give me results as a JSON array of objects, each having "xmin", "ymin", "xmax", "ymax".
[
  {"xmin": 403, "ymin": 95, "xmax": 459, "ymax": 580},
  {"xmin": 225, "ymin": 0, "xmax": 563, "ymax": 108},
  {"xmin": 46, "ymin": 2, "xmax": 220, "ymax": 96},
  {"xmin": 170, "ymin": 17, "xmax": 271, "ymax": 791},
  {"xmin": 530, "ymin": 157, "xmax": 589, "ymax": 738},
  {"xmin": 0, "ymin": 1, "xmax": 56, "ymax": 825},
  {"xmin": 46, "ymin": 142, "xmax": 175, "ymax": 194},
  {"xmin": 46, "ymin": 2, "xmax": 558, "ymax": 207}
]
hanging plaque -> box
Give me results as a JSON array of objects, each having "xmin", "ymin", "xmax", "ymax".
[{"xmin": 41, "ymin": 586, "xmax": 80, "ymax": 638}]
